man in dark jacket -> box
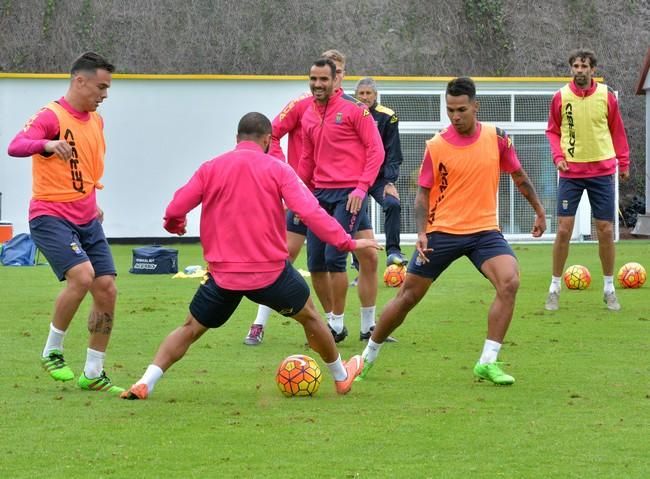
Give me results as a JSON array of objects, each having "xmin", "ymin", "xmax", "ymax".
[{"xmin": 355, "ymin": 77, "xmax": 406, "ymax": 266}]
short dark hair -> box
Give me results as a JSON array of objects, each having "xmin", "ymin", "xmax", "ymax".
[
  {"xmin": 237, "ymin": 112, "xmax": 272, "ymax": 138},
  {"xmin": 568, "ymin": 48, "xmax": 597, "ymax": 68},
  {"xmin": 446, "ymin": 77, "xmax": 476, "ymax": 100},
  {"xmin": 312, "ymin": 58, "xmax": 337, "ymax": 78},
  {"xmin": 70, "ymin": 51, "xmax": 115, "ymax": 75}
]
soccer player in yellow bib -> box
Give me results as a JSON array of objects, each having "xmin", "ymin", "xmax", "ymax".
[{"xmin": 544, "ymin": 49, "xmax": 630, "ymax": 312}]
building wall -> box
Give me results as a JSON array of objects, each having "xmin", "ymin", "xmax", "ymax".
[
  {"xmin": 1, "ymin": 75, "xmax": 571, "ymax": 239},
  {"xmin": 1, "ymin": 75, "xmax": 311, "ymax": 237}
]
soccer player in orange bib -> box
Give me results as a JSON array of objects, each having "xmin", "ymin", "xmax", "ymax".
[
  {"xmin": 358, "ymin": 77, "xmax": 547, "ymax": 385},
  {"xmin": 7, "ymin": 52, "xmax": 123, "ymax": 394}
]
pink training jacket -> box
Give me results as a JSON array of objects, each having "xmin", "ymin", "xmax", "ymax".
[
  {"xmin": 7, "ymin": 97, "xmax": 99, "ymax": 224},
  {"xmin": 268, "ymin": 92, "xmax": 312, "ymax": 171},
  {"xmin": 546, "ymin": 80, "xmax": 629, "ymax": 179},
  {"xmin": 164, "ymin": 141, "xmax": 357, "ymax": 290},
  {"xmin": 298, "ymin": 89, "xmax": 384, "ymax": 193}
]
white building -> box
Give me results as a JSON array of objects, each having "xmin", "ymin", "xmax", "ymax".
[{"xmin": 1, "ymin": 73, "xmax": 608, "ymax": 242}]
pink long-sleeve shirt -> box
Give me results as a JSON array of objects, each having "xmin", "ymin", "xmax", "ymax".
[
  {"xmin": 546, "ymin": 80, "xmax": 629, "ymax": 178},
  {"xmin": 7, "ymin": 97, "xmax": 99, "ymax": 224},
  {"xmin": 268, "ymin": 92, "xmax": 312, "ymax": 170},
  {"xmin": 298, "ymin": 89, "xmax": 384, "ymax": 193},
  {"xmin": 164, "ymin": 141, "xmax": 357, "ymax": 290}
]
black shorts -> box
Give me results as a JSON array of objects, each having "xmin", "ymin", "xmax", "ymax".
[
  {"xmin": 29, "ymin": 215, "xmax": 116, "ymax": 281},
  {"xmin": 189, "ymin": 261, "xmax": 310, "ymax": 328},
  {"xmin": 286, "ymin": 209, "xmax": 308, "ymax": 235},
  {"xmin": 407, "ymin": 230, "xmax": 516, "ymax": 281}
]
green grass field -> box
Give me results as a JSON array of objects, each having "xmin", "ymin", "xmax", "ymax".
[{"xmin": 1, "ymin": 241, "xmax": 649, "ymax": 478}]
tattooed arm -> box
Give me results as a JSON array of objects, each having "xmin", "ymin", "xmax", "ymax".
[{"xmin": 414, "ymin": 186, "xmax": 433, "ymax": 262}]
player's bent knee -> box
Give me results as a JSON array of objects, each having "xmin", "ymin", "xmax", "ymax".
[
  {"xmin": 291, "ymin": 296, "xmax": 320, "ymax": 324},
  {"xmin": 356, "ymin": 248, "xmax": 378, "ymax": 266},
  {"xmin": 555, "ymin": 228, "xmax": 572, "ymax": 242},
  {"xmin": 555, "ymin": 219, "xmax": 574, "ymax": 240},
  {"xmin": 595, "ymin": 221, "xmax": 614, "ymax": 237},
  {"xmin": 92, "ymin": 275, "xmax": 117, "ymax": 300},
  {"xmin": 65, "ymin": 262, "xmax": 96, "ymax": 290},
  {"xmin": 324, "ymin": 253, "xmax": 347, "ymax": 272},
  {"xmin": 506, "ymin": 274, "xmax": 520, "ymax": 294},
  {"xmin": 291, "ymin": 306, "xmax": 319, "ymax": 326},
  {"xmin": 496, "ymin": 274, "xmax": 520, "ymax": 297},
  {"xmin": 396, "ymin": 287, "xmax": 423, "ymax": 311},
  {"xmin": 183, "ymin": 321, "xmax": 208, "ymax": 344},
  {"xmin": 384, "ymin": 195, "xmax": 401, "ymax": 211}
]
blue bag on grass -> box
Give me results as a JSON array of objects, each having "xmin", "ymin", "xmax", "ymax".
[
  {"xmin": 0, "ymin": 233, "xmax": 37, "ymax": 266},
  {"xmin": 129, "ymin": 245, "xmax": 178, "ymax": 274}
]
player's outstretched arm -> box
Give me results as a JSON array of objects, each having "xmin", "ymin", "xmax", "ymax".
[
  {"xmin": 163, "ymin": 167, "xmax": 204, "ymax": 235},
  {"xmin": 163, "ymin": 217, "xmax": 187, "ymax": 236},
  {"xmin": 352, "ymin": 238, "xmax": 383, "ymax": 252},
  {"xmin": 510, "ymin": 168, "xmax": 546, "ymax": 237}
]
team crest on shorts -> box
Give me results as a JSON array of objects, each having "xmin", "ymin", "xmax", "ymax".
[
  {"xmin": 70, "ymin": 242, "xmax": 82, "ymax": 255},
  {"xmin": 562, "ymin": 200, "xmax": 569, "ymax": 210},
  {"xmin": 415, "ymin": 254, "xmax": 425, "ymax": 266}
]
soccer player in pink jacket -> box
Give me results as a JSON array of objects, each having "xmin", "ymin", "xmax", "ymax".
[
  {"xmin": 121, "ymin": 112, "xmax": 381, "ymax": 400},
  {"xmin": 298, "ymin": 57, "xmax": 385, "ymax": 344},
  {"xmin": 244, "ymin": 49, "xmax": 383, "ymax": 345}
]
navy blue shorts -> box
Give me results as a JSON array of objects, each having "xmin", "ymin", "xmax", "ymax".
[
  {"xmin": 557, "ymin": 175, "xmax": 615, "ymax": 221},
  {"xmin": 306, "ymin": 188, "xmax": 369, "ymax": 273},
  {"xmin": 189, "ymin": 261, "xmax": 310, "ymax": 328},
  {"xmin": 357, "ymin": 208, "xmax": 372, "ymax": 231},
  {"xmin": 286, "ymin": 209, "xmax": 308, "ymax": 235},
  {"xmin": 287, "ymin": 205, "xmax": 371, "ymax": 236},
  {"xmin": 29, "ymin": 215, "xmax": 116, "ymax": 282},
  {"xmin": 407, "ymin": 230, "xmax": 516, "ymax": 281}
]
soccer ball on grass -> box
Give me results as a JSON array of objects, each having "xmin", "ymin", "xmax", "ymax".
[
  {"xmin": 563, "ymin": 265, "xmax": 591, "ymax": 290},
  {"xmin": 617, "ymin": 262, "xmax": 646, "ymax": 289},
  {"xmin": 276, "ymin": 354, "xmax": 322, "ymax": 397},
  {"xmin": 383, "ymin": 264, "xmax": 406, "ymax": 287}
]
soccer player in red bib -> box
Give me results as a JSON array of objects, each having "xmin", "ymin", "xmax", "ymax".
[{"xmin": 358, "ymin": 77, "xmax": 547, "ymax": 385}]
